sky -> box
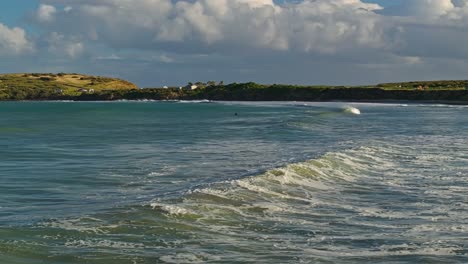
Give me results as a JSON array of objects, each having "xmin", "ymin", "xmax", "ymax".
[{"xmin": 0, "ymin": 0, "xmax": 467, "ymax": 87}]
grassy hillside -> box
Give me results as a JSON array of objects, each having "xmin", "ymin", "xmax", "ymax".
[{"xmin": 0, "ymin": 73, "xmax": 138, "ymax": 100}]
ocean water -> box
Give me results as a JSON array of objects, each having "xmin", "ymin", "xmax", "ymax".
[{"xmin": 0, "ymin": 101, "xmax": 467, "ymax": 263}]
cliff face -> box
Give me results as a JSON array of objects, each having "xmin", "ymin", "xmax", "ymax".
[{"xmin": 0, "ymin": 73, "xmax": 138, "ymax": 100}]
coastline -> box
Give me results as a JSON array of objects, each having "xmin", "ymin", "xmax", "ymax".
[
  {"xmin": 1, "ymin": 76, "xmax": 467, "ymax": 104},
  {"xmin": 2, "ymin": 99, "xmax": 468, "ymax": 106}
]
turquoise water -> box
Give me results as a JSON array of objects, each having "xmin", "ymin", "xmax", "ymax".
[{"xmin": 0, "ymin": 101, "xmax": 467, "ymax": 263}]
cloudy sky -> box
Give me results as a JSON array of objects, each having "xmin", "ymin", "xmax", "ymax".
[{"xmin": 0, "ymin": 0, "xmax": 467, "ymax": 87}]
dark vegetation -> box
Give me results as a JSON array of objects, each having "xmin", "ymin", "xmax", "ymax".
[{"xmin": 56, "ymin": 82, "xmax": 468, "ymax": 102}]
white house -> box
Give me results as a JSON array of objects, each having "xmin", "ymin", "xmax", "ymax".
[{"xmin": 184, "ymin": 85, "xmax": 198, "ymax": 90}]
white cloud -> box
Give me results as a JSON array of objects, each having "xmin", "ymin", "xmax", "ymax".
[
  {"xmin": 236, "ymin": 0, "xmax": 275, "ymax": 8},
  {"xmin": 95, "ymin": 54, "xmax": 122, "ymax": 60},
  {"xmin": 158, "ymin": 54, "xmax": 175, "ymax": 63},
  {"xmin": 17, "ymin": 0, "xmax": 468, "ymax": 85},
  {"xmin": 65, "ymin": 42, "xmax": 84, "ymax": 58},
  {"xmin": 37, "ymin": 4, "xmax": 57, "ymax": 22},
  {"xmin": 0, "ymin": 23, "xmax": 34, "ymax": 55},
  {"xmin": 402, "ymin": 0, "xmax": 455, "ymax": 17},
  {"xmin": 46, "ymin": 32, "xmax": 84, "ymax": 58},
  {"xmin": 37, "ymin": 0, "xmax": 387, "ymax": 54}
]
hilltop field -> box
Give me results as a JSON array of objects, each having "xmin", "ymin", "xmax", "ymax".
[{"xmin": 0, "ymin": 73, "xmax": 138, "ymax": 100}]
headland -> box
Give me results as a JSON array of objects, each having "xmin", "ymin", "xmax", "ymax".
[{"xmin": 1, "ymin": 73, "xmax": 467, "ymax": 103}]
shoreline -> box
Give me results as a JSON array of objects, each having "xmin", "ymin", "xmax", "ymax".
[
  {"xmin": 1, "ymin": 77, "xmax": 467, "ymax": 104},
  {"xmin": 2, "ymin": 99, "xmax": 467, "ymax": 106}
]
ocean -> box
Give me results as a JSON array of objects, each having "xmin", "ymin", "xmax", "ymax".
[{"xmin": 0, "ymin": 101, "xmax": 467, "ymax": 263}]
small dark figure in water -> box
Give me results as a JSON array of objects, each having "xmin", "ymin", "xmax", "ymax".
[{"xmin": 235, "ymin": 113, "xmax": 238, "ymax": 116}]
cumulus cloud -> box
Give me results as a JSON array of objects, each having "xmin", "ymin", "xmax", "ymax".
[
  {"xmin": 14, "ymin": 0, "xmax": 468, "ymax": 85},
  {"xmin": 36, "ymin": 0, "xmax": 388, "ymax": 55},
  {"xmin": 0, "ymin": 23, "xmax": 34, "ymax": 56},
  {"xmin": 378, "ymin": 0, "xmax": 468, "ymax": 60},
  {"xmin": 34, "ymin": 0, "xmax": 468, "ymax": 59}
]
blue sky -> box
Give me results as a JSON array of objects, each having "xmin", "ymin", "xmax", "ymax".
[
  {"xmin": 0, "ymin": 0, "xmax": 467, "ymax": 87},
  {"xmin": 0, "ymin": 1, "xmax": 38, "ymax": 26}
]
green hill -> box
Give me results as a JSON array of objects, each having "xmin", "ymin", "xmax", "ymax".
[{"xmin": 0, "ymin": 73, "xmax": 138, "ymax": 100}]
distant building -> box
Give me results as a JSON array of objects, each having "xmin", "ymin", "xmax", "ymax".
[
  {"xmin": 415, "ymin": 85, "xmax": 428, "ymax": 90},
  {"xmin": 184, "ymin": 85, "xmax": 198, "ymax": 90},
  {"xmin": 78, "ymin": 88, "xmax": 88, "ymax": 93},
  {"xmin": 163, "ymin": 86, "xmax": 169, "ymax": 89}
]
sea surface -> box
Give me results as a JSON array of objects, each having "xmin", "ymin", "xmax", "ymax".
[{"xmin": 0, "ymin": 101, "xmax": 467, "ymax": 263}]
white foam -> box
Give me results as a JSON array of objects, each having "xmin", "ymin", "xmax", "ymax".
[
  {"xmin": 64, "ymin": 239, "xmax": 145, "ymax": 249},
  {"xmin": 343, "ymin": 106, "xmax": 361, "ymax": 115},
  {"xmin": 304, "ymin": 244, "xmax": 461, "ymax": 257},
  {"xmin": 358, "ymin": 207, "xmax": 413, "ymax": 219},
  {"xmin": 160, "ymin": 253, "xmax": 221, "ymax": 263},
  {"xmin": 41, "ymin": 217, "xmax": 117, "ymax": 234},
  {"xmin": 148, "ymin": 166, "xmax": 177, "ymax": 177},
  {"xmin": 150, "ymin": 203, "xmax": 192, "ymax": 216},
  {"xmin": 178, "ymin": 99, "xmax": 211, "ymax": 104}
]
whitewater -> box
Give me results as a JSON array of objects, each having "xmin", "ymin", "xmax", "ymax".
[{"xmin": 0, "ymin": 101, "xmax": 467, "ymax": 263}]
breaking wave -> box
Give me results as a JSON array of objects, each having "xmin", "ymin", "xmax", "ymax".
[
  {"xmin": 139, "ymin": 140, "xmax": 467, "ymax": 261},
  {"xmin": 7, "ymin": 139, "xmax": 468, "ymax": 263},
  {"xmin": 343, "ymin": 106, "xmax": 361, "ymax": 115},
  {"xmin": 178, "ymin": 99, "xmax": 211, "ymax": 104}
]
